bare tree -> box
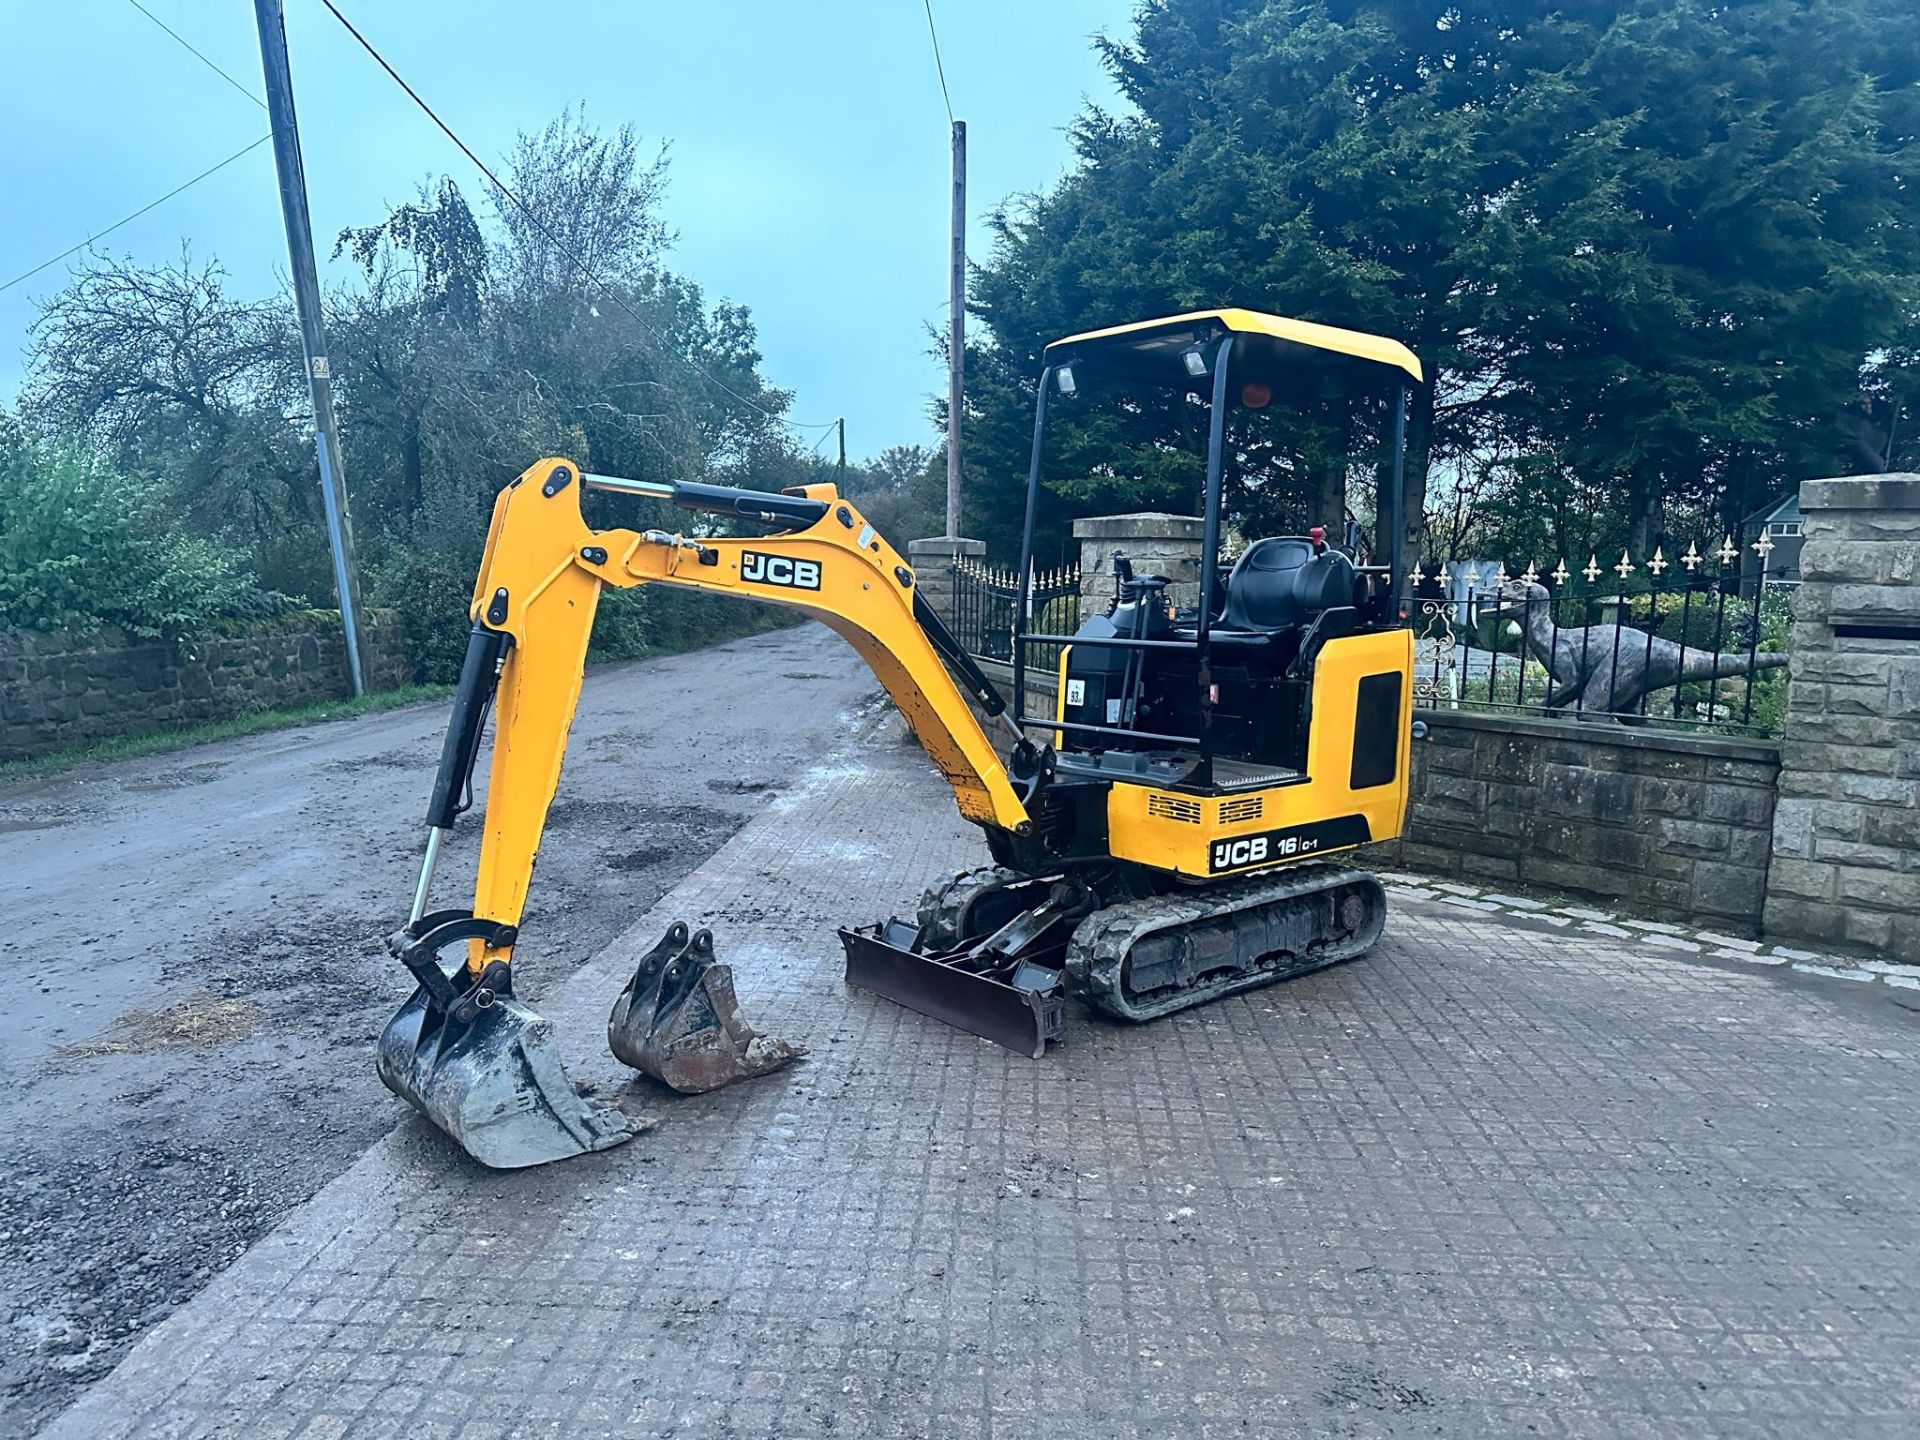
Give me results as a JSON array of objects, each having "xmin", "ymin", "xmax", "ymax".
[
  {"xmin": 496, "ymin": 107, "xmax": 671, "ymax": 299},
  {"xmin": 14, "ymin": 109, "xmax": 810, "ymax": 630},
  {"xmin": 26, "ymin": 249, "xmax": 292, "ymax": 444},
  {"xmin": 23, "ymin": 250, "xmax": 314, "ymax": 549}
]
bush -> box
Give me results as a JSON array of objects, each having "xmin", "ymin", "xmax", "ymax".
[
  {"xmin": 368, "ymin": 548, "xmax": 478, "ymax": 684},
  {"xmin": 591, "ymin": 586, "xmax": 654, "ymax": 661},
  {"xmin": 0, "ymin": 435, "xmax": 289, "ymax": 639}
]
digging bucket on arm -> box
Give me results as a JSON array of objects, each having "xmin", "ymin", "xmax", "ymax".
[{"xmin": 378, "ymin": 912, "xmax": 638, "ymax": 1170}]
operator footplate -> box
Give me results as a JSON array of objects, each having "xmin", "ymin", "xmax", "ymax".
[{"xmin": 838, "ymin": 918, "xmax": 1067, "ymax": 1060}]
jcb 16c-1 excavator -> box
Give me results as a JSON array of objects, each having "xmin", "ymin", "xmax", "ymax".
[{"xmin": 378, "ymin": 308, "xmax": 1422, "ymax": 1169}]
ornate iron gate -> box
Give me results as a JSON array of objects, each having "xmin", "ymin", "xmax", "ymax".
[{"xmin": 946, "ymin": 560, "xmax": 1081, "ymax": 667}]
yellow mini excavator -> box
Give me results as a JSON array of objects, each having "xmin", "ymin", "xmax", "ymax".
[{"xmin": 379, "ymin": 308, "xmax": 1421, "ymax": 1168}]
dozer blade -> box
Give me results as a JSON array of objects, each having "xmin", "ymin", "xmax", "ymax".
[
  {"xmin": 839, "ymin": 918, "xmax": 1068, "ymax": 1060},
  {"xmin": 608, "ymin": 922, "xmax": 804, "ymax": 1093},
  {"xmin": 378, "ymin": 929, "xmax": 638, "ymax": 1170}
]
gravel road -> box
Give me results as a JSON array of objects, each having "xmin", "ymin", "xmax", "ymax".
[{"xmin": 0, "ymin": 625, "xmax": 881, "ymax": 1437}]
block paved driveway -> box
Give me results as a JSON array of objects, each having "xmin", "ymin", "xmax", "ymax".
[{"xmin": 39, "ymin": 721, "xmax": 1920, "ymax": 1439}]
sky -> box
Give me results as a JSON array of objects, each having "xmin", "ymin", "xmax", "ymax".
[{"xmin": 0, "ymin": 0, "xmax": 1131, "ymax": 461}]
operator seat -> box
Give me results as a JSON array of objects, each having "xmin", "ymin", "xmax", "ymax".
[{"xmin": 1219, "ymin": 537, "xmax": 1356, "ymax": 633}]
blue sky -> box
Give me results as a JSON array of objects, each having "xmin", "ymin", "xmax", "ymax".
[{"xmin": 0, "ymin": 0, "xmax": 1130, "ymax": 459}]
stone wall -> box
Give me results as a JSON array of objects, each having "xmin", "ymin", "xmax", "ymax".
[
  {"xmin": 1764, "ymin": 474, "xmax": 1920, "ymax": 961},
  {"xmin": 0, "ymin": 611, "xmax": 411, "ymax": 763},
  {"xmin": 943, "ymin": 678, "xmax": 1785, "ymax": 935},
  {"xmin": 1379, "ymin": 711, "xmax": 1782, "ymax": 931}
]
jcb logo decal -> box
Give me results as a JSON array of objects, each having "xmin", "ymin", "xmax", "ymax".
[
  {"xmin": 1214, "ymin": 836, "xmax": 1268, "ymax": 869},
  {"xmin": 1206, "ymin": 815, "xmax": 1373, "ymax": 874},
  {"xmin": 1209, "ymin": 835, "xmax": 1296, "ymax": 871},
  {"xmin": 741, "ymin": 551, "xmax": 821, "ymax": 590}
]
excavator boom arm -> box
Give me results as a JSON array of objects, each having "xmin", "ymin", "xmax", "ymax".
[{"xmin": 422, "ymin": 458, "xmax": 1033, "ymax": 980}]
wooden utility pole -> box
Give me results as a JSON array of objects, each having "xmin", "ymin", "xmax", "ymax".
[
  {"xmin": 945, "ymin": 119, "xmax": 966, "ymax": 537},
  {"xmin": 836, "ymin": 417, "xmax": 847, "ymax": 488},
  {"xmin": 254, "ymin": 0, "xmax": 367, "ymax": 694}
]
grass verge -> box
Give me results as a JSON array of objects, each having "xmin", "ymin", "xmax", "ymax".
[{"xmin": 0, "ymin": 684, "xmax": 450, "ymax": 783}]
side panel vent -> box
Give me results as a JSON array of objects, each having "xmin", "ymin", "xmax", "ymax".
[
  {"xmin": 1219, "ymin": 796, "xmax": 1264, "ymax": 825},
  {"xmin": 1147, "ymin": 794, "xmax": 1203, "ymax": 825}
]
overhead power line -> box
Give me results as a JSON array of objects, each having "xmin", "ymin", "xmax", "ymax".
[
  {"xmin": 126, "ymin": 0, "xmax": 267, "ymax": 108},
  {"xmin": 1, "ymin": 4, "xmax": 274, "ymax": 296},
  {"xmin": 922, "ymin": 0, "xmax": 955, "ymax": 124},
  {"xmin": 315, "ymin": 0, "xmax": 838, "ymax": 435},
  {"xmin": 0, "ymin": 136, "xmax": 271, "ymax": 294}
]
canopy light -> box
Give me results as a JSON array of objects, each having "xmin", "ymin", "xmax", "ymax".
[
  {"xmin": 1055, "ymin": 365, "xmax": 1077, "ymax": 396},
  {"xmin": 1182, "ymin": 346, "xmax": 1210, "ymax": 378}
]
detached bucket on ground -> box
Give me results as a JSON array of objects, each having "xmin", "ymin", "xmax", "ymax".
[{"xmin": 608, "ymin": 922, "xmax": 805, "ymax": 1093}]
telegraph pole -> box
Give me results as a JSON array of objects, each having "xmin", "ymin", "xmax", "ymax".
[
  {"xmin": 836, "ymin": 417, "xmax": 847, "ymax": 488},
  {"xmin": 945, "ymin": 118, "xmax": 966, "ymax": 538},
  {"xmin": 254, "ymin": 0, "xmax": 367, "ymax": 695}
]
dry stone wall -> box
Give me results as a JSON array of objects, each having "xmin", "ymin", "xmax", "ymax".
[{"xmin": 0, "ymin": 612, "xmax": 411, "ymax": 762}]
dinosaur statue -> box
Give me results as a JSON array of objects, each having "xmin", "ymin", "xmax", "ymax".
[{"xmin": 1481, "ymin": 578, "xmax": 1790, "ymax": 718}]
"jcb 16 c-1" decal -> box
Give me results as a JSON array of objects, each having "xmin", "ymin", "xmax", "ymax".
[
  {"xmin": 740, "ymin": 551, "xmax": 821, "ymax": 590},
  {"xmin": 1207, "ymin": 815, "xmax": 1371, "ymax": 874}
]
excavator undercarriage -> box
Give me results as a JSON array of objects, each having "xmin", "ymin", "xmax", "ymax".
[{"xmin": 840, "ymin": 860, "xmax": 1387, "ymax": 1058}]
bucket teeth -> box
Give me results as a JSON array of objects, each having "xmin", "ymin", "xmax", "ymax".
[{"xmin": 608, "ymin": 923, "xmax": 804, "ymax": 1094}]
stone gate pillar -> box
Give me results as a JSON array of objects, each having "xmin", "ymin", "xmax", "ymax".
[
  {"xmin": 1763, "ymin": 474, "xmax": 1920, "ymax": 961},
  {"xmin": 1072, "ymin": 513, "xmax": 1207, "ymax": 619},
  {"xmin": 906, "ymin": 536, "xmax": 985, "ymax": 624}
]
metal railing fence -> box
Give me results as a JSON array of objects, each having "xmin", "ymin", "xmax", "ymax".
[{"xmin": 1411, "ymin": 540, "xmax": 1795, "ymax": 736}]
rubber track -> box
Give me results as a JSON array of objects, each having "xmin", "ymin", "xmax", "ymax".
[
  {"xmin": 1071, "ymin": 864, "xmax": 1386, "ymax": 1023},
  {"xmin": 915, "ymin": 865, "xmax": 1029, "ymax": 948}
]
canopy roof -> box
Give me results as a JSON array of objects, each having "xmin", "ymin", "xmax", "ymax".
[{"xmin": 1042, "ymin": 308, "xmax": 1423, "ymax": 386}]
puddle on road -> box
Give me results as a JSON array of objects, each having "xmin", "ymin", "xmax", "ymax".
[{"xmin": 53, "ymin": 992, "xmax": 262, "ymax": 1062}]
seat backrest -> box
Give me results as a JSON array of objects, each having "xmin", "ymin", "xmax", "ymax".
[{"xmin": 1221, "ymin": 537, "xmax": 1355, "ymax": 632}]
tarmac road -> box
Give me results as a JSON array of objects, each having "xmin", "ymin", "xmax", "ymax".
[{"xmin": 0, "ymin": 624, "xmax": 881, "ymax": 1437}]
